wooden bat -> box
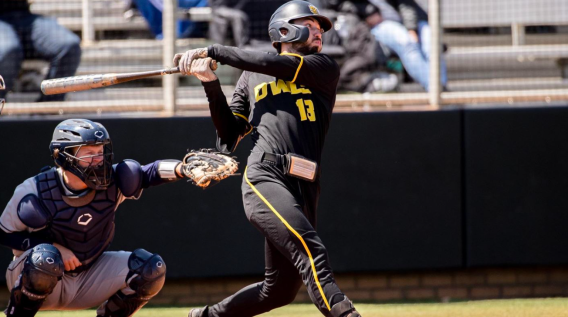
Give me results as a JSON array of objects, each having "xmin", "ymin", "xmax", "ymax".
[{"xmin": 41, "ymin": 60, "xmax": 218, "ymax": 95}]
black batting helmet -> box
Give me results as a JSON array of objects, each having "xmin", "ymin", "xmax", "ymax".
[{"xmin": 268, "ymin": 1, "xmax": 333, "ymax": 47}]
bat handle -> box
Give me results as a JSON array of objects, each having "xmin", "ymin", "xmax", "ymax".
[
  {"xmin": 162, "ymin": 67, "xmax": 181, "ymax": 75},
  {"xmin": 165, "ymin": 59, "xmax": 218, "ymax": 75}
]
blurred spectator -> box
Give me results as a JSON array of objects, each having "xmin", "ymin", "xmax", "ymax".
[
  {"xmin": 243, "ymin": 0, "xmax": 286, "ymax": 42},
  {"xmin": 368, "ymin": 0, "xmax": 447, "ymax": 91},
  {"xmin": 133, "ymin": 0, "xmax": 208, "ymax": 39},
  {"xmin": 0, "ymin": 0, "xmax": 81, "ymax": 102},
  {"xmin": 209, "ymin": 0, "xmax": 250, "ymax": 47},
  {"xmin": 335, "ymin": 1, "xmax": 398, "ymax": 93}
]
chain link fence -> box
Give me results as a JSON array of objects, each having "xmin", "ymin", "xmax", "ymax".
[{"xmin": 0, "ymin": 0, "xmax": 567, "ymax": 116}]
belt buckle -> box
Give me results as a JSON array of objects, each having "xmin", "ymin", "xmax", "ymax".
[{"xmin": 285, "ymin": 153, "xmax": 317, "ymax": 182}]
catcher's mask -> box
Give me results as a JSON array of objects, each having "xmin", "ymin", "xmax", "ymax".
[
  {"xmin": 268, "ymin": 1, "xmax": 332, "ymax": 50},
  {"xmin": 50, "ymin": 119, "xmax": 114, "ymax": 190},
  {"xmin": 0, "ymin": 75, "xmax": 5, "ymax": 116}
]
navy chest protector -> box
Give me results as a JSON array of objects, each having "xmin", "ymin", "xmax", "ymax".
[{"xmin": 17, "ymin": 162, "xmax": 143, "ymax": 264}]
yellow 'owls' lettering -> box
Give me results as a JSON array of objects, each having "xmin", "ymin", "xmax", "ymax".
[
  {"xmin": 290, "ymin": 82, "xmax": 311, "ymax": 95},
  {"xmin": 255, "ymin": 80, "xmax": 311, "ymax": 102},
  {"xmin": 254, "ymin": 83, "xmax": 268, "ymax": 102},
  {"xmin": 269, "ymin": 79, "xmax": 291, "ymax": 95}
]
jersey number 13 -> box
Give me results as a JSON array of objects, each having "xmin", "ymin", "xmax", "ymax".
[{"xmin": 296, "ymin": 99, "xmax": 316, "ymax": 122}]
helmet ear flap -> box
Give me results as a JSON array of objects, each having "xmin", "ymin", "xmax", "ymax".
[{"xmin": 52, "ymin": 147, "xmax": 71, "ymax": 169}]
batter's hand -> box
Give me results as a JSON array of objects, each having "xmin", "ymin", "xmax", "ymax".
[
  {"xmin": 191, "ymin": 58, "xmax": 218, "ymax": 82},
  {"xmin": 53, "ymin": 242, "xmax": 82, "ymax": 271},
  {"xmin": 173, "ymin": 47, "xmax": 208, "ymax": 75}
]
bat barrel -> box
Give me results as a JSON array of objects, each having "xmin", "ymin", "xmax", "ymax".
[
  {"xmin": 41, "ymin": 74, "xmax": 118, "ymax": 95},
  {"xmin": 40, "ymin": 61, "xmax": 215, "ymax": 95}
]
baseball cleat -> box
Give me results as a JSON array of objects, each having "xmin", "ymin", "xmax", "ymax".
[
  {"xmin": 345, "ymin": 310, "xmax": 362, "ymax": 317},
  {"xmin": 188, "ymin": 306, "xmax": 208, "ymax": 317}
]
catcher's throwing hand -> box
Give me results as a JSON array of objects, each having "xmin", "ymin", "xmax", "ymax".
[
  {"xmin": 173, "ymin": 47, "xmax": 208, "ymax": 75},
  {"xmin": 190, "ymin": 58, "xmax": 218, "ymax": 82},
  {"xmin": 181, "ymin": 149, "xmax": 239, "ymax": 188}
]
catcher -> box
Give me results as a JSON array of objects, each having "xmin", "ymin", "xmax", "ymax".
[{"xmin": 0, "ymin": 119, "xmax": 237, "ymax": 317}]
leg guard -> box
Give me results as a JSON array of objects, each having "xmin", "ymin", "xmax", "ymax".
[
  {"xmin": 99, "ymin": 249, "xmax": 166, "ymax": 317},
  {"xmin": 5, "ymin": 244, "xmax": 63, "ymax": 317},
  {"xmin": 330, "ymin": 296, "xmax": 361, "ymax": 317}
]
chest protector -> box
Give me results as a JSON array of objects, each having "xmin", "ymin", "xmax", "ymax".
[{"xmin": 33, "ymin": 168, "xmax": 118, "ymax": 264}]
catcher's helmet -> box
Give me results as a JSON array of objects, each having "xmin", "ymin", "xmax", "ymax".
[
  {"xmin": 268, "ymin": 1, "xmax": 332, "ymax": 46},
  {"xmin": 49, "ymin": 119, "xmax": 113, "ymax": 190}
]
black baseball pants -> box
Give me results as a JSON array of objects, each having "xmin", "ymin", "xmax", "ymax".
[{"xmin": 207, "ymin": 161, "xmax": 345, "ymax": 317}]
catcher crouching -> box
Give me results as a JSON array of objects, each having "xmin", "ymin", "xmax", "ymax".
[{"xmin": 0, "ymin": 119, "xmax": 238, "ymax": 317}]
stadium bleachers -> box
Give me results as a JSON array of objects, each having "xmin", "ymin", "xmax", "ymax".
[{"xmin": 4, "ymin": 0, "xmax": 568, "ymax": 112}]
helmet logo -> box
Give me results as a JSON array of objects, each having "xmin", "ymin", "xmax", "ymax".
[
  {"xmin": 309, "ymin": 5, "xmax": 319, "ymax": 14},
  {"xmin": 94, "ymin": 131, "xmax": 104, "ymax": 138},
  {"xmin": 78, "ymin": 213, "xmax": 93, "ymax": 226}
]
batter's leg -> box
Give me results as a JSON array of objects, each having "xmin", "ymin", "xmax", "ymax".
[
  {"xmin": 242, "ymin": 167, "xmax": 360, "ymax": 317},
  {"xmin": 204, "ymin": 239, "xmax": 303, "ymax": 317}
]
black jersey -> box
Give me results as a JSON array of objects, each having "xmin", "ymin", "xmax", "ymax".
[{"xmin": 202, "ymin": 44, "xmax": 340, "ymax": 165}]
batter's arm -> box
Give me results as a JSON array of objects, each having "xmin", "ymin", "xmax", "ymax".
[
  {"xmin": 207, "ymin": 45, "xmax": 339, "ymax": 91},
  {"xmin": 202, "ymin": 72, "xmax": 251, "ymax": 153}
]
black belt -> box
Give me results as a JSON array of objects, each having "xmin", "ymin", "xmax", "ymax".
[
  {"xmin": 248, "ymin": 151, "xmax": 318, "ymax": 182},
  {"xmin": 262, "ymin": 152, "xmax": 288, "ymax": 167},
  {"xmin": 248, "ymin": 151, "xmax": 287, "ymax": 168}
]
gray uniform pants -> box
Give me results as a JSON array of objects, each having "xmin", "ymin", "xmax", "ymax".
[{"xmin": 6, "ymin": 250, "xmax": 131, "ymax": 313}]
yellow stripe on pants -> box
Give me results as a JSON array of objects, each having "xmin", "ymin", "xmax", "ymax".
[{"xmin": 244, "ymin": 166, "xmax": 331, "ymax": 311}]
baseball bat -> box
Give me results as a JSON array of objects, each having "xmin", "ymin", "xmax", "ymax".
[{"xmin": 41, "ymin": 59, "xmax": 218, "ymax": 95}]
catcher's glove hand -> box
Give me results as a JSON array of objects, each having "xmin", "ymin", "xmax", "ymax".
[{"xmin": 181, "ymin": 149, "xmax": 239, "ymax": 188}]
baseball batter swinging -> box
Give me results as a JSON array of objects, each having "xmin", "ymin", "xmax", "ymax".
[
  {"xmin": 0, "ymin": 119, "xmax": 235, "ymax": 316},
  {"xmin": 174, "ymin": 1, "xmax": 362, "ymax": 317}
]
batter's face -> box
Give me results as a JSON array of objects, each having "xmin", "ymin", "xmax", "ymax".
[
  {"xmin": 74, "ymin": 144, "xmax": 104, "ymax": 169},
  {"xmin": 289, "ymin": 17, "xmax": 323, "ymax": 55}
]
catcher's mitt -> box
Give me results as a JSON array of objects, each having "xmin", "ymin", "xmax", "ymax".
[{"xmin": 181, "ymin": 149, "xmax": 239, "ymax": 188}]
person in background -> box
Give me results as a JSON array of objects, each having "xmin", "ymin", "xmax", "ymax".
[
  {"xmin": 0, "ymin": 0, "xmax": 81, "ymax": 102},
  {"xmin": 336, "ymin": 1, "xmax": 399, "ymax": 93},
  {"xmin": 209, "ymin": 0, "xmax": 250, "ymax": 47},
  {"xmin": 368, "ymin": 0, "xmax": 447, "ymax": 91},
  {"xmin": 133, "ymin": 0, "xmax": 208, "ymax": 39}
]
